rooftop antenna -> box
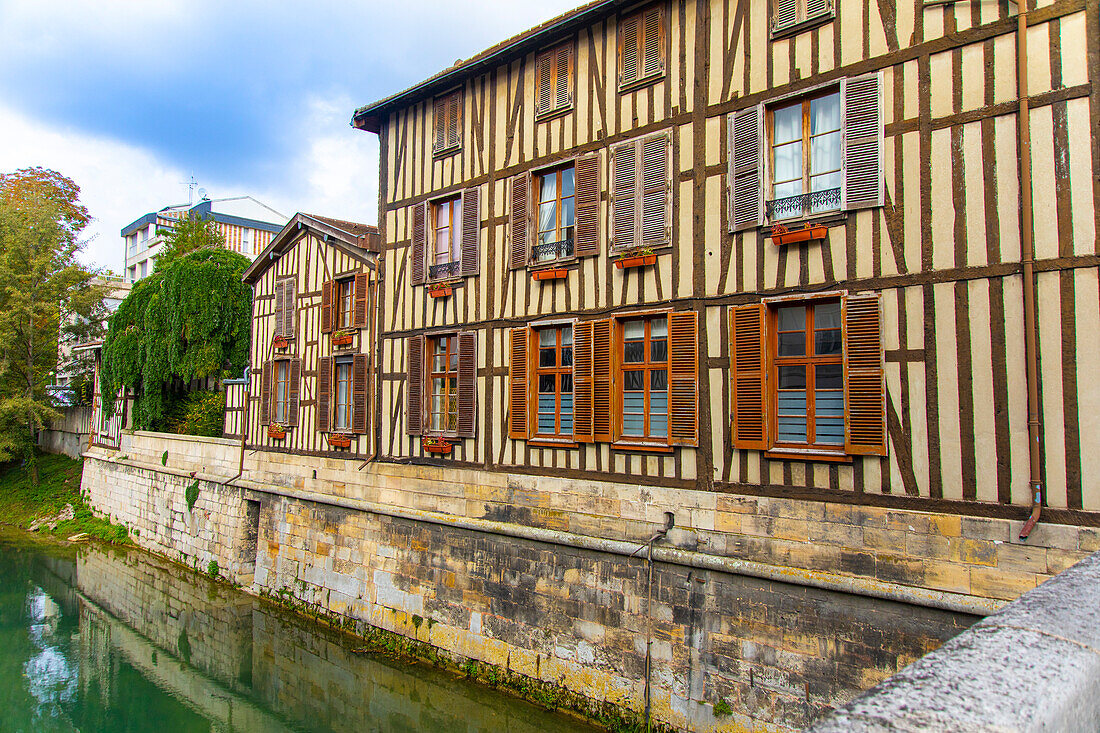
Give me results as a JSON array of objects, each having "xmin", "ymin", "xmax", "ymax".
[{"xmin": 181, "ymin": 174, "xmax": 199, "ymax": 205}]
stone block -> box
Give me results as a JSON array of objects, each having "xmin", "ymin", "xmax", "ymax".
[
  {"xmin": 863, "ymin": 528, "xmax": 907, "ymax": 554},
  {"xmin": 1078, "ymin": 528, "xmax": 1100, "ymax": 553},
  {"xmin": 1046, "ymin": 548, "xmax": 1089, "ymax": 575},
  {"xmin": 969, "ymin": 566, "xmax": 1037, "ymax": 601},
  {"xmin": 994, "ymin": 543, "xmax": 1047, "ymax": 574},
  {"xmin": 1006, "ymin": 521, "xmax": 1079, "ymax": 551},
  {"xmin": 923, "ymin": 561, "xmax": 971, "ymax": 594},
  {"xmin": 948, "ymin": 538, "xmax": 997, "ymax": 567},
  {"xmin": 960, "ymin": 516, "xmax": 1011, "ymax": 543}
]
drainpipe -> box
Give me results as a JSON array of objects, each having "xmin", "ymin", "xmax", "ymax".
[
  {"xmin": 1016, "ymin": 8, "xmax": 1044, "ymax": 541},
  {"xmin": 222, "ymin": 367, "xmax": 250, "ymax": 487},
  {"xmin": 631, "ymin": 511, "xmax": 675, "ymax": 732}
]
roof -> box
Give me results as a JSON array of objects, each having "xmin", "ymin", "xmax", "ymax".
[
  {"xmin": 242, "ymin": 213, "xmax": 380, "ymax": 285},
  {"xmin": 351, "ymin": 0, "xmax": 618, "ymax": 133},
  {"xmin": 121, "ymin": 196, "xmax": 287, "ymax": 236}
]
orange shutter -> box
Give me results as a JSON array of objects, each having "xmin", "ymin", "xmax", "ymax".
[
  {"xmin": 509, "ymin": 173, "xmax": 530, "ymax": 269},
  {"xmin": 460, "ymin": 187, "xmax": 480, "ymax": 277},
  {"xmin": 273, "ymin": 280, "xmax": 285, "ymax": 338},
  {"xmin": 283, "ymin": 278, "xmax": 296, "ymax": 337},
  {"xmin": 731, "ymin": 304, "xmax": 768, "ymax": 450},
  {"xmin": 619, "ymin": 12, "xmax": 640, "ymax": 87},
  {"xmin": 352, "ymin": 353, "xmax": 369, "ymax": 434},
  {"xmin": 353, "ymin": 273, "xmax": 369, "ymax": 328},
  {"xmin": 406, "ymin": 336, "xmax": 424, "ymax": 436},
  {"xmin": 843, "ymin": 293, "xmax": 887, "ymax": 455},
  {"xmin": 260, "ymin": 361, "xmax": 272, "ymax": 426},
  {"xmin": 535, "ymin": 50, "xmax": 553, "ymax": 115},
  {"xmin": 555, "ymin": 43, "xmax": 573, "ymax": 110},
  {"xmin": 641, "ymin": 5, "xmax": 664, "ymax": 78},
  {"xmin": 457, "ymin": 331, "xmax": 477, "ymax": 438},
  {"xmin": 592, "ymin": 318, "xmax": 614, "ymax": 443},
  {"xmin": 287, "ymin": 358, "xmax": 302, "ymax": 427},
  {"xmin": 573, "ymin": 153, "xmax": 600, "ymax": 257},
  {"xmin": 573, "ymin": 321, "xmax": 594, "ymax": 442},
  {"xmin": 611, "ymin": 140, "xmax": 638, "ymax": 251},
  {"xmin": 411, "ymin": 202, "xmax": 426, "ymax": 286},
  {"xmin": 321, "ymin": 280, "xmax": 334, "ymax": 333},
  {"xmin": 317, "ymin": 356, "xmax": 332, "ymax": 433},
  {"xmin": 508, "ymin": 327, "xmax": 529, "ymax": 440},
  {"xmin": 668, "ymin": 311, "xmax": 698, "ymax": 446}
]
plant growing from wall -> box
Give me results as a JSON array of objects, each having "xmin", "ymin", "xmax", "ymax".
[
  {"xmin": 100, "ymin": 247, "xmax": 251, "ymax": 431},
  {"xmin": 184, "ymin": 480, "xmax": 199, "ymax": 512}
]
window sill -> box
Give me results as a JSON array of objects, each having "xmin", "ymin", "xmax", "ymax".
[
  {"xmin": 528, "ymin": 438, "xmax": 578, "ymax": 449},
  {"xmin": 618, "ymin": 72, "xmax": 666, "ymax": 95},
  {"xmin": 528, "ymin": 258, "xmax": 577, "ymax": 271},
  {"xmin": 764, "ymin": 211, "xmax": 847, "ymax": 231},
  {"xmin": 432, "ymin": 144, "xmax": 461, "ymax": 159},
  {"xmin": 770, "ymin": 13, "xmax": 834, "ymax": 41},
  {"xmin": 613, "ymin": 440, "xmax": 674, "ymax": 454},
  {"xmin": 535, "ymin": 106, "xmax": 573, "ymax": 124},
  {"xmin": 765, "ymin": 448, "xmax": 851, "ymax": 463}
]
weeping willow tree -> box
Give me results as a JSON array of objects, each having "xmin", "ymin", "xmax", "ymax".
[{"xmin": 100, "ymin": 247, "xmax": 251, "ymax": 431}]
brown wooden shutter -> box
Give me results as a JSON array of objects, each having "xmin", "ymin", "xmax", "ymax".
[
  {"xmin": 448, "ymin": 91, "xmax": 461, "ymax": 150},
  {"xmin": 260, "ymin": 361, "xmax": 272, "ymax": 426},
  {"xmin": 352, "ymin": 353, "xmax": 369, "ymax": 434},
  {"xmin": 508, "ymin": 327, "xmax": 529, "ymax": 440},
  {"xmin": 286, "ymin": 358, "xmax": 302, "ymax": 427},
  {"xmin": 668, "ymin": 311, "xmax": 698, "ymax": 446},
  {"xmin": 611, "ymin": 140, "xmax": 638, "ymax": 251},
  {"xmin": 640, "ymin": 133, "xmax": 670, "ymax": 248},
  {"xmin": 457, "ymin": 331, "xmax": 477, "ymax": 438},
  {"xmin": 509, "ymin": 173, "xmax": 531, "ymax": 269},
  {"xmin": 283, "ymin": 278, "xmax": 296, "ymax": 338},
  {"xmin": 641, "ymin": 6, "xmax": 664, "ymax": 78},
  {"xmin": 411, "ymin": 202, "xmax": 426, "ymax": 286},
  {"xmin": 730, "ymin": 106, "xmax": 765, "ymax": 231},
  {"xmin": 321, "ymin": 279, "xmax": 334, "ymax": 334},
  {"xmin": 317, "ymin": 356, "xmax": 332, "ymax": 433},
  {"xmin": 406, "ymin": 335, "xmax": 424, "ymax": 436},
  {"xmin": 843, "ymin": 72, "xmax": 885, "ymax": 210},
  {"xmin": 574, "ymin": 153, "xmax": 600, "ymax": 257},
  {"xmin": 353, "ymin": 273, "xmax": 369, "ymax": 328},
  {"xmin": 573, "ymin": 321, "xmax": 594, "ymax": 442},
  {"xmin": 807, "ymin": 0, "xmax": 832, "ymax": 20},
  {"xmin": 535, "ymin": 50, "xmax": 553, "ymax": 116},
  {"xmin": 619, "ymin": 12, "xmax": 640, "ymax": 88},
  {"xmin": 433, "ymin": 96, "xmax": 446, "ymax": 152},
  {"xmin": 843, "ymin": 292, "xmax": 887, "ymax": 455},
  {"xmin": 592, "ymin": 318, "xmax": 614, "ymax": 443},
  {"xmin": 772, "ymin": 0, "xmax": 798, "ymax": 31},
  {"xmin": 731, "ymin": 304, "xmax": 768, "ymax": 449},
  {"xmin": 273, "ymin": 280, "xmax": 285, "ymax": 338},
  {"xmin": 460, "ymin": 187, "xmax": 480, "ymax": 277},
  {"xmin": 556, "ymin": 44, "xmax": 573, "ymax": 110}
]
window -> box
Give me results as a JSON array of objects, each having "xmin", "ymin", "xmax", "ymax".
[
  {"xmin": 336, "ymin": 278, "xmax": 354, "ymax": 329},
  {"xmin": 261, "ymin": 358, "xmax": 300, "ymax": 429},
  {"xmin": 431, "ymin": 197, "xmax": 462, "ymax": 280},
  {"xmin": 274, "ymin": 361, "xmax": 290, "ymax": 424},
  {"xmin": 535, "ymin": 326, "xmax": 573, "ymax": 438},
  {"xmin": 433, "ymin": 89, "xmax": 462, "ymax": 154},
  {"xmin": 407, "ymin": 332, "xmax": 476, "ymax": 440},
  {"xmin": 535, "ymin": 166, "xmax": 575, "ymax": 262},
  {"xmin": 273, "ymin": 278, "xmax": 297, "ymax": 339},
  {"xmin": 139, "ymin": 261, "xmax": 147, "ymax": 278},
  {"xmin": 535, "ymin": 42, "xmax": 574, "ymax": 118},
  {"xmin": 129, "ymin": 266, "xmax": 137, "ymax": 282},
  {"xmin": 410, "ymin": 189, "xmax": 481, "ymax": 285},
  {"xmin": 322, "ymin": 274, "xmax": 366, "ymax": 335},
  {"xmin": 621, "ymin": 318, "xmax": 668, "ymax": 440},
  {"xmin": 772, "ymin": 0, "xmax": 834, "ymax": 37},
  {"xmin": 429, "ymin": 335, "xmax": 459, "ymax": 434},
  {"xmin": 242, "ymin": 228, "xmax": 252, "ymax": 255},
  {"xmin": 334, "ymin": 358, "xmax": 353, "ymax": 431},
  {"xmin": 611, "ymin": 133, "xmax": 670, "ymax": 252},
  {"xmin": 618, "ymin": 5, "xmax": 665, "ymax": 90},
  {"xmin": 730, "ymin": 293, "xmax": 886, "ymax": 457},
  {"xmin": 768, "ymin": 90, "xmax": 842, "ymax": 221}
]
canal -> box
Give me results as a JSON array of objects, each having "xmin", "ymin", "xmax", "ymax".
[{"xmin": 0, "ymin": 527, "xmax": 596, "ymax": 732}]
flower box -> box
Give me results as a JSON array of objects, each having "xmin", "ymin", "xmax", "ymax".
[
  {"xmin": 769, "ymin": 225, "xmax": 828, "ymax": 246},
  {"xmin": 428, "ymin": 285, "xmax": 452, "ymax": 299},
  {"xmin": 333, "ymin": 332, "xmax": 355, "ymax": 346},
  {"xmin": 267, "ymin": 425, "xmax": 286, "ymax": 440},
  {"xmin": 327, "ymin": 434, "xmax": 352, "ymax": 449},
  {"xmin": 614, "ymin": 253, "xmax": 657, "ymax": 270},
  {"xmin": 422, "ymin": 437, "xmax": 453, "ymax": 454},
  {"xmin": 532, "ymin": 268, "xmax": 569, "ymax": 281},
  {"xmin": 272, "ymin": 336, "xmax": 289, "ymax": 349}
]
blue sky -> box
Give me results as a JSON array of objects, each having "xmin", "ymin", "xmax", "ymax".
[{"xmin": 0, "ymin": 1, "xmax": 578, "ymax": 272}]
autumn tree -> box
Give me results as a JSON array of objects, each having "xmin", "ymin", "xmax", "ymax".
[{"xmin": 0, "ymin": 167, "xmax": 103, "ymax": 481}]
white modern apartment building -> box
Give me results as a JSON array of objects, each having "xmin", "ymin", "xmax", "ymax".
[{"xmin": 123, "ymin": 195, "xmax": 287, "ymax": 282}]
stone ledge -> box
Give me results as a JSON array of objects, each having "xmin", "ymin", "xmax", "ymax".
[
  {"xmin": 129, "ymin": 430, "xmax": 241, "ymax": 447},
  {"xmin": 808, "ymin": 551, "xmax": 1100, "ymax": 732}
]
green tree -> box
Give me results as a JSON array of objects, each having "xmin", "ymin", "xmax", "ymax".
[
  {"xmin": 155, "ymin": 214, "xmax": 226, "ymax": 269},
  {"xmin": 0, "ymin": 167, "xmax": 103, "ymax": 482},
  {"xmin": 101, "ymin": 247, "xmax": 251, "ymax": 432}
]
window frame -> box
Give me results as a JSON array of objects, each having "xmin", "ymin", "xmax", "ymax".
[
  {"xmin": 617, "ymin": 315, "xmax": 670, "ymax": 445},
  {"xmin": 765, "ymin": 86, "xmax": 843, "ymax": 223},
  {"xmin": 429, "ymin": 196, "xmax": 463, "ymax": 281},
  {"xmin": 432, "ymin": 89, "xmax": 462, "ymax": 156},
  {"xmin": 427, "ymin": 334, "xmax": 460, "ymax": 436},
  {"xmin": 333, "ymin": 357, "xmax": 353, "ymax": 432},
  {"xmin": 532, "ymin": 163, "xmax": 577, "ymax": 265},
  {"xmin": 335, "ymin": 277, "xmax": 355, "ymax": 330},
  {"xmin": 535, "ymin": 41, "xmax": 575, "ymax": 120},
  {"xmin": 770, "ymin": 0, "xmax": 835, "ymax": 40},
  {"xmin": 273, "ymin": 359, "xmax": 290, "ymax": 425},
  {"xmin": 532, "ymin": 325, "xmax": 575, "ymax": 440},
  {"xmin": 617, "ymin": 4, "xmax": 667, "ymax": 92}
]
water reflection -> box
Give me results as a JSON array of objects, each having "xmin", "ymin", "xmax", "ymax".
[{"xmin": 0, "ymin": 527, "xmax": 593, "ymax": 733}]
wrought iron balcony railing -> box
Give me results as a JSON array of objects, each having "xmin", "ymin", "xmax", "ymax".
[
  {"xmin": 766, "ymin": 187, "xmax": 841, "ymax": 221},
  {"xmin": 532, "ymin": 237, "xmax": 574, "ymax": 262},
  {"xmin": 428, "ymin": 260, "xmax": 461, "ymax": 281}
]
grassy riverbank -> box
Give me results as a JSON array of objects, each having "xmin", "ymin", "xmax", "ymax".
[{"xmin": 0, "ymin": 452, "xmax": 130, "ymax": 543}]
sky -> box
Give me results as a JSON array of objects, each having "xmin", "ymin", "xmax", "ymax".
[{"xmin": 0, "ymin": 0, "xmax": 580, "ymax": 274}]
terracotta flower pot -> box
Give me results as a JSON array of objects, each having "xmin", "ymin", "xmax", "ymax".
[
  {"xmin": 614, "ymin": 254, "xmax": 657, "ymax": 270},
  {"xmin": 333, "ymin": 333, "xmax": 354, "ymax": 346},
  {"xmin": 428, "ymin": 286, "xmax": 452, "ymax": 299},
  {"xmin": 532, "ymin": 268, "xmax": 568, "ymax": 281},
  {"xmin": 273, "ymin": 336, "xmax": 289, "ymax": 349},
  {"xmin": 422, "ymin": 438, "xmax": 453, "ymax": 454},
  {"xmin": 268, "ymin": 425, "xmax": 286, "ymax": 440},
  {"xmin": 771, "ymin": 226, "xmax": 828, "ymax": 246},
  {"xmin": 328, "ymin": 434, "xmax": 351, "ymax": 449}
]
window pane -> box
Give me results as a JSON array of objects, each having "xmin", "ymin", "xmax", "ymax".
[
  {"xmin": 650, "ymin": 339, "xmax": 667, "ymax": 363},
  {"xmin": 778, "ymin": 365, "xmax": 806, "ymax": 390},
  {"xmin": 810, "ymin": 131, "xmax": 842, "ymax": 176},
  {"xmin": 778, "ymin": 331, "xmax": 806, "ymax": 357},
  {"xmin": 815, "ymin": 417, "xmax": 845, "ymax": 444},
  {"xmin": 650, "ymin": 391, "xmax": 668, "ymax": 439},
  {"xmin": 623, "ymin": 320, "xmax": 645, "ymax": 339},
  {"xmin": 539, "ymin": 201, "xmax": 557, "ymax": 236},
  {"xmin": 561, "ymin": 373, "xmax": 573, "ymax": 393},
  {"xmin": 539, "ymin": 348, "xmax": 556, "ymax": 368},
  {"xmin": 539, "ymin": 374, "xmax": 556, "ymax": 393},
  {"xmin": 561, "ymin": 167, "xmax": 575, "ymax": 198},
  {"xmin": 623, "ymin": 392, "xmax": 645, "ymax": 437},
  {"xmin": 624, "ymin": 341, "xmax": 644, "ymax": 363},
  {"xmin": 562, "ymin": 196, "xmax": 575, "ymax": 228},
  {"xmin": 651, "ymin": 369, "xmax": 667, "ymax": 391},
  {"xmin": 624, "ymin": 370, "xmax": 644, "ymax": 390},
  {"xmin": 772, "ymin": 141, "xmax": 803, "ymax": 192},
  {"xmin": 435, "ymin": 204, "xmax": 448, "ymax": 227},
  {"xmin": 816, "ymin": 364, "xmax": 843, "ymax": 391},
  {"xmin": 431, "ymin": 379, "xmax": 444, "ymax": 399},
  {"xmin": 810, "ymin": 93, "xmax": 841, "ymax": 134},
  {"xmin": 650, "ymin": 318, "xmax": 667, "ymax": 338},
  {"xmin": 561, "ymin": 346, "xmax": 573, "ymax": 367},
  {"xmin": 815, "ymin": 302, "xmax": 841, "ymax": 329},
  {"xmin": 560, "ymin": 393, "xmax": 573, "ymax": 433},
  {"xmin": 436, "ymin": 227, "xmax": 450, "ymax": 262},
  {"xmin": 539, "ymin": 329, "xmax": 556, "ymax": 347},
  {"xmin": 540, "ymin": 173, "xmax": 557, "ymax": 202},
  {"xmin": 449, "ymin": 344, "xmax": 458, "ymax": 371},
  {"xmin": 773, "ymin": 103, "xmax": 802, "ymax": 144},
  {"xmin": 815, "ymin": 389, "xmax": 845, "ymax": 418},
  {"xmin": 815, "ymin": 329, "xmax": 842, "ymax": 356},
  {"xmin": 778, "ymin": 306, "xmax": 805, "ymax": 331},
  {"xmin": 777, "ymin": 416, "xmax": 808, "ymax": 442},
  {"xmin": 561, "ymin": 327, "xmax": 573, "ymax": 346}
]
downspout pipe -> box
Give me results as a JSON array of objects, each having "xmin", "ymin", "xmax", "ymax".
[
  {"xmin": 1017, "ymin": 8, "xmax": 1044, "ymax": 541},
  {"xmin": 630, "ymin": 511, "xmax": 675, "ymax": 732}
]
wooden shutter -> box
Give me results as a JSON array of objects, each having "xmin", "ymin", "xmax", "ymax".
[
  {"xmin": 321, "ymin": 280, "xmax": 333, "ymax": 333},
  {"xmin": 509, "ymin": 173, "xmax": 531, "ymax": 269},
  {"xmin": 555, "ymin": 44, "xmax": 573, "ymax": 110},
  {"xmin": 731, "ymin": 304, "xmax": 768, "ymax": 449},
  {"xmin": 447, "ymin": 91, "xmax": 461, "ymax": 150},
  {"xmin": 592, "ymin": 318, "xmax": 614, "ymax": 443},
  {"xmin": 460, "ymin": 187, "xmax": 480, "ymax": 277},
  {"xmin": 411, "ymin": 202, "xmax": 427, "ymax": 286},
  {"xmin": 842, "ymin": 72, "xmax": 885, "ymax": 210},
  {"xmin": 286, "ymin": 358, "xmax": 302, "ymax": 427},
  {"xmin": 611, "ymin": 140, "xmax": 638, "ymax": 250},
  {"xmin": 260, "ymin": 361, "xmax": 272, "ymax": 426},
  {"xmin": 574, "ymin": 153, "xmax": 601, "ymax": 257},
  {"xmin": 843, "ymin": 293, "xmax": 887, "ymax": 455},
  {"xmin": 573, "ymin": 321, "xmax": 594, "ymax": 442},
  {"xmin": 772, "ymin": 0, "xmax": 798, "ymax": 31},
  {"xmin": 668, "ymin": 312, "xmax": 698, "ymax": 446},
  {"xmin": 641, "ymin": 6, "xmax": 664, "ymax": 78},
  {"xmin": 317, "ymin": 356, "xmax": 332, "ymax": 433},
  {"xmin": 806, "ymin": 0, "xmax": 832, "ymax": 20},
  {"xmin": 273, "ymin": 280, "xmax": 285, "ymax": 338},
  {"xmin": 406, "ymin": 335, "xmax": 424, "ymax": 436},
  {"xmin": 352, "ymin": 353, "xmax": 369, "ymax": 434},
  {"xmin": 508, "ymin": 328, "xmax": 529, "ymax": 439},
  {"xmin": 619, "ymin": 12, "xmax": 640, "ymax": 87},
  {"xmin": 730, "ymin": 106, "xmax": 765, "ymax": 231},
  {"xmin": 433, "ymin": 96, "xmax": 447, "ymax": 152},
  {"xmin": 535, "ymin": 51, "xmax": 554, "ymax": 116},
  {"xmin": 283, "ymin": 278, "xmax": 296, "ymax": 338},
  {"xmin": 640, "ymin": 133, "xmax": 670, "ymax": 248},
  {"xmin": 353, "ymin": 273, "xmax": 369, "ymax": 328},
  {"xmin": 457, "ymin": 331, "xmax": 477, "ymax": 438}
]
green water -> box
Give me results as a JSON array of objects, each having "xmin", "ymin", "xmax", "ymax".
[{"xmin": 0, "ymin": 527, "xmax": 596, "ymax": 732}]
